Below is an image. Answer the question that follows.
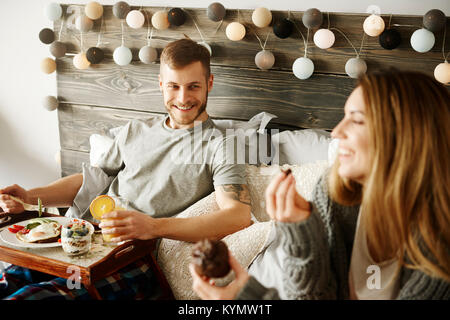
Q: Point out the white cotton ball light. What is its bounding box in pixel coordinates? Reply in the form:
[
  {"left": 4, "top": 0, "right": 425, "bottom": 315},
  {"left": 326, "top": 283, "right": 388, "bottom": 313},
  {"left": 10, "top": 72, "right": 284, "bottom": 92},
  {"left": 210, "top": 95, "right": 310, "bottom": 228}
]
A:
[
  {"left": 73, "top": 53, "right": 91, "bottom": 70},
  {"left": 75, "top": 14, "right": 94, "bottom": 33},
  {"left": 313, "top": 29, "right": 335, "bottom": 49},
  {"left": 434, "top": 61, "right": 450, "bottom": 84},
  {"left": 292, "top": 57, "right": 314, "bottom": 80},
  {"left": 226, "top": 22, "right": 246, "bottom": 41},
  {"left": 255, "top": 50, "right": 275, "bottom": 70},
  {"left": 126, "top": 10, "right": 145, "bottom": 29},
  {"left": 198, "top": 41, "right": 212, "bottom": 56},
  {"left": 139, "top": 45, "right": 158, "bottom": 64},
  {"left": 42, "top": 96, "right": 59, "bottom": 111},
  {"left": 44, "top": 3, "right": 62, "bottom": 21},
  {"left": 152, "top": 10, "right": 170, "bottom": 30},
  {"left": 113, "top": 46, "right": 132, "bottom": 66},
  {"left": 345, "top": 57, "right": 367, "bottom": 78},
  {"left": 410, "top": 28, "right": 435, "bottom": 53},
  {"left": 252, "top": 7, "right": 272, "bottom": 28},
  {"left": 363, "top": 14, "right": 385, "bottom": 37}
]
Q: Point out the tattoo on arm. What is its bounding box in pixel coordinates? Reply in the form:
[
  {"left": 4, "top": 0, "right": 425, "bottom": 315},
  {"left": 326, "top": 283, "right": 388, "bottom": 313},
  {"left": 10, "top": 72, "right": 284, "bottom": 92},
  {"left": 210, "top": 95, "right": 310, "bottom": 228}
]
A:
[{"left": 220, "top": 184, "right": 251, "bottom": 206}]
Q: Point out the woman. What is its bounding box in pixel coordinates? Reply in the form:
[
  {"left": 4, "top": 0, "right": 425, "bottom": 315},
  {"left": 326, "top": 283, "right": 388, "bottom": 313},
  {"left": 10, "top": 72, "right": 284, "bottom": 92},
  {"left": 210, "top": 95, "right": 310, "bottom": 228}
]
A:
[{"left": 190, "top": 71, "right": 450, "bottom": 300}]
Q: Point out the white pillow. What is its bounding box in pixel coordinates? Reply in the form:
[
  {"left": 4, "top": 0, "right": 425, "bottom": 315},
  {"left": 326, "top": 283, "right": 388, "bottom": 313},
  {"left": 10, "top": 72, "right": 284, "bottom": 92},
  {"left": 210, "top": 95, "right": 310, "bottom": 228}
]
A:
[
  {"left": 157, "top": 192, "right": 272, "bottom": 300},
  {"left": 271, "top": 129, "right": 331, "bottom": 165},
  {"left": 245, "top": 161, "right": 329, "bottom": 222}
]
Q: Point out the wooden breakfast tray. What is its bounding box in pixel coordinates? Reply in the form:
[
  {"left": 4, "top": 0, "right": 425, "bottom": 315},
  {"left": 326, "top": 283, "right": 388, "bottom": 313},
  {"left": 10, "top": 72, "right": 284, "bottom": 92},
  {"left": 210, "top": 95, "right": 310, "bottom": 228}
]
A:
[{"left": 0, "top": 211, "right": 164, "bottom": 299}]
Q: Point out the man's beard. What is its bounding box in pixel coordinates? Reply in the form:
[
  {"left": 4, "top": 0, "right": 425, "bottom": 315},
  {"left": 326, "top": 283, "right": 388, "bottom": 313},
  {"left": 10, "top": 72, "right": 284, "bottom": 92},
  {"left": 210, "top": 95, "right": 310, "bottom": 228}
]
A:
[{"left": 166, "top": 93, "right": 208, "bottom": 126}]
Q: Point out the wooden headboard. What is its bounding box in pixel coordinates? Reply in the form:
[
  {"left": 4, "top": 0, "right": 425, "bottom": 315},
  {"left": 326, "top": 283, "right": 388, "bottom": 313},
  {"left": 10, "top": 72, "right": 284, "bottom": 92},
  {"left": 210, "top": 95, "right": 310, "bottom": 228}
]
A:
[{"left": 54, "top": 5, "right": 449, "bottom": 177}]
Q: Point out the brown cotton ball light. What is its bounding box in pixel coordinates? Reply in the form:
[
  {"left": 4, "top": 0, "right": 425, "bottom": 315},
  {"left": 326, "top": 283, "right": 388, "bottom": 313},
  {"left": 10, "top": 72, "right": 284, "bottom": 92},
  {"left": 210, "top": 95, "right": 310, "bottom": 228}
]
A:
[
  {"left": 49, "top": 41, "right": 67, "bottom": 58},
  {"left": 39, "top": 28, "right": 55, "bottom": 44},
  {"left": 41, "top": 57, "right": 56, "bottom": 74}
]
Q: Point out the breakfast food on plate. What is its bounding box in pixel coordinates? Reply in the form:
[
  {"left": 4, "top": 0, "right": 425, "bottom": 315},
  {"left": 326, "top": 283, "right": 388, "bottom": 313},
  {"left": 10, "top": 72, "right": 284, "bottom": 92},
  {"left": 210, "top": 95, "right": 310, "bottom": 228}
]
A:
[
  {"left": 61, "top": 219, "right": 94, "bottom": 256},
  {"left": 89, "top": 195, "right": 116, "bottom": 219},
  {"left": 14, "top": 218, "right": 61, "bottom": 243},
  {"left": 191, "top": 239, "right": 231, "bottom": 278}
]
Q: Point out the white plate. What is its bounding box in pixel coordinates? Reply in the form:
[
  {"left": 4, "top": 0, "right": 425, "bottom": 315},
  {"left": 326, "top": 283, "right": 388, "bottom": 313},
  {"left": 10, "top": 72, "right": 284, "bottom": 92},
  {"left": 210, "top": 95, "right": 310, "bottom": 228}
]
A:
[{"left": 0, "top": 216, "right": 71, "bottom": 248}]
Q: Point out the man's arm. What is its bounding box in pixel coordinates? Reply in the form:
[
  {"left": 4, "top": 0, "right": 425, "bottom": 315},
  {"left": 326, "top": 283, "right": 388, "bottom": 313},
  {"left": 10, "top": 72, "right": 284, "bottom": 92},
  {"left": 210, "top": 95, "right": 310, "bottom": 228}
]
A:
[
  {"left": 0, "top": 173, "right": 83, "bottom": 213},
  {"left": 100, "top": 184, "right": 252, "bottom": 243}
]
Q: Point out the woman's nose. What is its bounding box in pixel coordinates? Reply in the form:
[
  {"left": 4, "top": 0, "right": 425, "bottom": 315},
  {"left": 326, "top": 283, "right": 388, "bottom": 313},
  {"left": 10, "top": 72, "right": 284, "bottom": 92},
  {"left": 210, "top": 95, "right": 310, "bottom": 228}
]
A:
[{"left": 331, "top": 119, "right": 346, "bottom": 139}]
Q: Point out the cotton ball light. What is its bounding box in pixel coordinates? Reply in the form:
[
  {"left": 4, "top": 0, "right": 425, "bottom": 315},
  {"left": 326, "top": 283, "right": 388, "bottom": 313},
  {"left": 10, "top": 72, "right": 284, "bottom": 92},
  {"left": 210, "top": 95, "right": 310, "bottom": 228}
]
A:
[
  {"left": 292, "top": 57, "right": 314, "bottom": 80},
  {"left": 49, "top": 41, "right": 67, "bottom": 58},
  {"left": 168, "top": 8, "right": 186, "bottom": 26},
  {"left": 410, "top": 28, "right": 435, "bottom": 53},
  {"left": 152, "top": 10, "right": 170, "bottom": 30},
  {"left": 226, "top": 22, "right": 246, "bottom": 41},
  {"left": 126, "top": 10, "right": 145, "bottom": 29},
  {"left": 41, "top": 57, "right": 56, "bottom": 74},
  {"left": 423, "top": 9, "right": 446, "bottom": 33},
  {"left": 207, "top": 2, "right": 226, "bottom": 22},
  {"left": 139, "top": 45, "right": 158, "bottom": 64},
  {"left": 44, "top": 3, "right": 62, "bottom": 21},
  {"left": 273, "top": 18, "right": 293, "bottom": 39},
  {"left": 313, "top": 28, "right": 335, "bottom": 49},
  {"left": 113, "top": 46, "right": 132, "bottom": 66},
  {"left": 363, "top": 14, "right": 385, "bottom": 37},
  {"left": 255, "top": 50, "right": 275, "bottom": 70},
  {"left": 39, "top": 28, "right": 55, "bottom": 44},
  {"left": 85, "top": 1, "right": 103, "bottom": 20},
  {"left": 198, "top": 42, "right": 212, "bottom": 56},
  {"left": 252, "top": 7, "right": 272, "bottom": 28},
  {"left": 73, "top": 53, "right": 91, "bottom": 70},
  {"left": 76, "top": 14, "right": 94, "bottom": 33},
  {"left": 345, "top": 57, "right": 367, "bottom": 78},
  {"left": 86, "top": 47, "right": 104, "bottom": 64},
  {"left": 379, "top": 29, "right": 401, "bottom": 50},
  {"left": 434, "top": 61, "right": 450, "bottom": 84},
  {"left": 302, "top": 8, "right": 323, "bottom": 29},
  {"left": 113, "top": 1, "right": 130, "bottom": 19},
  {"left": 42, "top": 96, "right": 59, "bottom": 111}
]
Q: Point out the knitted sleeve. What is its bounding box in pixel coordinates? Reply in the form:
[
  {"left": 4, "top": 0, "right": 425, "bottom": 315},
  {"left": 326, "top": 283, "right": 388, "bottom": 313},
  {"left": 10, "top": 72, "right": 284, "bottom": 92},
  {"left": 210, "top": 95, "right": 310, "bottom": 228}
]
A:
[{"left": 397, "top": 267, "right": 450, "bottom": 299}]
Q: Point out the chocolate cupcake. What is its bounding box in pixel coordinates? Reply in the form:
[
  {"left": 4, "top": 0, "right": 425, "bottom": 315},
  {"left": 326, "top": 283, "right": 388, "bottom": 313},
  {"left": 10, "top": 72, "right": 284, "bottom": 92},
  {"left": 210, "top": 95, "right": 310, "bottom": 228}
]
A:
[{"left": 191, "top": 239, "right": 231, "bottom": 278}]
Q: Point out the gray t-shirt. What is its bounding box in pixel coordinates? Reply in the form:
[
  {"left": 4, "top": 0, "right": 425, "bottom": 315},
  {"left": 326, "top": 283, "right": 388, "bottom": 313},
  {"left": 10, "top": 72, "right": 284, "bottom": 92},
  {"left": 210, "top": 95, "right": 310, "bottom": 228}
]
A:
[{"left": 97, "top": 115, "right": 246, "bottom": 218}]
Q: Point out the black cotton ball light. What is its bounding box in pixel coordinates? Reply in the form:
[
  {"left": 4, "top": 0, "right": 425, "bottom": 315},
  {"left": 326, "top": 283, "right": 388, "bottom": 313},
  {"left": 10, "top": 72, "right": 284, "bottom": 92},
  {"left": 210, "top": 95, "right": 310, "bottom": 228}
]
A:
[
  {"left": 273, "top": 18, "right": 293, "bottom": 39},
  {"left": 86, "top": 47, "right": 104, "bottom": 64},
  {"left": 39, "top": 28, "right": 55, "bottom": 44},
  {"left": 379, "top": 29, "right": 401, "bottom": 50},
  {"left": 207, "top": 2, "right": 226, "bottom": 22},
  {"left": 168, "top": 8, "right": 186, "bottom": 26}
]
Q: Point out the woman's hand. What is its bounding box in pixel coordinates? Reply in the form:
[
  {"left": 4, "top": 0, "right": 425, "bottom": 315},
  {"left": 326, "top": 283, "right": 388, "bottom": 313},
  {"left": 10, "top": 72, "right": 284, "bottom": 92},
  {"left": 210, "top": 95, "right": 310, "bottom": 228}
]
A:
[
  {"left": 99, "top": 210, "right": 159, "bottom": 242},
  {"left": 265, "top": 171, "right": 311, "bottom": 223},
  {"left": 190, "top": 251, "right": 250, "bottom": 300},
  {"left": 0, "top": 184, "right": 29, "bottom": 214}
]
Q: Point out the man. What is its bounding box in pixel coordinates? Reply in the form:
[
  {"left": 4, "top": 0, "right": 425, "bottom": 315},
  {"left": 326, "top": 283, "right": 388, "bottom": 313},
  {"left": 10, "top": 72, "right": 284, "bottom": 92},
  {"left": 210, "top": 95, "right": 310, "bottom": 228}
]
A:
[{"left": 0, "top": 39, "right": 251, "bottom": 300}]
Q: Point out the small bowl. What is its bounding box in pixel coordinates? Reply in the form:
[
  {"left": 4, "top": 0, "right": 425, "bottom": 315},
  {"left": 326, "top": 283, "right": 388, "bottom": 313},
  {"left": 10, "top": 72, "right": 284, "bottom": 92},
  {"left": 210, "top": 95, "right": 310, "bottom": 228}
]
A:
[{"left": 61, "top": 219, "right": 94, "bottom": 256}]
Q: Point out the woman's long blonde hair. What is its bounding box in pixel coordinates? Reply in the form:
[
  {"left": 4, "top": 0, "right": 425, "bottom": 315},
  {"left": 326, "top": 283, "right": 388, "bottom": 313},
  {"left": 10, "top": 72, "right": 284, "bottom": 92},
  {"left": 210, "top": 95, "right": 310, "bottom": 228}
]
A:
[{"left": 329, "top": 71, "right": 450, "bottom": 282}]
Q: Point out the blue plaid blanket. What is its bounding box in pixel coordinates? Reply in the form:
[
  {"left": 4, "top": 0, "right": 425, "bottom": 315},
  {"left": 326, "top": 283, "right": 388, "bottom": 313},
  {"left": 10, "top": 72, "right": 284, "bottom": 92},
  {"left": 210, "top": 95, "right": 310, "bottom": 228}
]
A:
[{"left": 0, "top": 257, "right": 169, "bottom": 300}]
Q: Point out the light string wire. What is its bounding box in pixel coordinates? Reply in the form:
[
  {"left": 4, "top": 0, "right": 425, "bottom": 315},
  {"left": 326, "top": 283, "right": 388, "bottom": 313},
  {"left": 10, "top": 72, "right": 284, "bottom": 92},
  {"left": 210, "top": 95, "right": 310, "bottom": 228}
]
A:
[
  {"left": 58, "top": 11, "right": 65, "bottom": 41},
  {"left": 251, "top": 27, "right": 271, "bottom": 50},
  {"left": 142, "top": 9, "right": 154, "bottom": 46},
  {"left": 121, "top": 20, "right": 125, "bottom": 46},
  {"left": 80, "top": 31, "right": 84, "bottom": 52},
  {"left": 329, "top": 27, "right": 361, "bottom": 57},
  {"left": 184, "top": 9, "right": 206, "bottom": 42},
  {"left": 95, "top": 15, "right": 104, "bottom": 47},
  {"left": 292, "top": 21, "right": 308, "bottom": 57},
  {"left": 442, "top": 23, "right": 449, "bottom": 61}
]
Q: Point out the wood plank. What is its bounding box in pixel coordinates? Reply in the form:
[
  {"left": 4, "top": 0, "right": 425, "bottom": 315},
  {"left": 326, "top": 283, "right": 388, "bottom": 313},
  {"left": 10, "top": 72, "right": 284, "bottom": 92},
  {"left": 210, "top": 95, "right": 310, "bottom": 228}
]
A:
[
  {"left": 60, "top": 148, "right": 90, "bottom": 176},
  {"left": 53, "top": 6, "right": 449, "bottom": 75},
  {"left": 57, "top": 62, "right": 354, "bottom": 127}
]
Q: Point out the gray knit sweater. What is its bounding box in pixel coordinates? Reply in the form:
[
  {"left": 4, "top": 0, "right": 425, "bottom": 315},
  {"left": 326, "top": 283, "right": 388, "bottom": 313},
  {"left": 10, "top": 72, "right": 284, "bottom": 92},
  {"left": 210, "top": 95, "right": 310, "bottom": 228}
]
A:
[{"left": 237, "top": 174, "right": 450, "bottom": 300}]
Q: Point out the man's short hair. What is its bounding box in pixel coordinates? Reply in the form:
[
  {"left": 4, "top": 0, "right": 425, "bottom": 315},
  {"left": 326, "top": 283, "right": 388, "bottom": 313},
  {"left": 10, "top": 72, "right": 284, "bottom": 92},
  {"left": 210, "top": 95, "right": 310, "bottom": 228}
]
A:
[{"left": 160, "top": 38, "right": 211, "bottom": 79}]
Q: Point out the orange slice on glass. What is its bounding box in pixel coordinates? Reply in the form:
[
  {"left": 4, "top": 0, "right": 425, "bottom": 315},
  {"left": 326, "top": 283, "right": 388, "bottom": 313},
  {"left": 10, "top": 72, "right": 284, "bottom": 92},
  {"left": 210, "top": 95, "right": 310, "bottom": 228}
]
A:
[{"left": 89, "top": 195, "right": 115, "bottom": 220}]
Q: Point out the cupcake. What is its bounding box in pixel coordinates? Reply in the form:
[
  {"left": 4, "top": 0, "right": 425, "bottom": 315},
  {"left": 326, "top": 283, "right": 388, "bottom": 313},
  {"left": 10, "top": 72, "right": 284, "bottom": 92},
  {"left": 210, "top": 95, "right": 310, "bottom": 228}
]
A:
[{"left": 191, "top": 239, "right": 231, "bottom": 278}]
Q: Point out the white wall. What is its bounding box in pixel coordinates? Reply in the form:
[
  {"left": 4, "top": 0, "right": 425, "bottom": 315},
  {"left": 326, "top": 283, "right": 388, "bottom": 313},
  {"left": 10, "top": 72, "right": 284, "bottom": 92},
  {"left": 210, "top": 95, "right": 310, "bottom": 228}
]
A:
[{"left": 0, "top": 0, "right": 449, "bottom": 189}]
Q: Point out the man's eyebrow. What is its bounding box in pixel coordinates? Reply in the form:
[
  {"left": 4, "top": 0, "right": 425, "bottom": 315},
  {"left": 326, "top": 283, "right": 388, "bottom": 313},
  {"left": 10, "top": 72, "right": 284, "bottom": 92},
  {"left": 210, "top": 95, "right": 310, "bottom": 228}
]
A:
[{"left": 166, "top": 81, "right": 202, "bottom": 85}]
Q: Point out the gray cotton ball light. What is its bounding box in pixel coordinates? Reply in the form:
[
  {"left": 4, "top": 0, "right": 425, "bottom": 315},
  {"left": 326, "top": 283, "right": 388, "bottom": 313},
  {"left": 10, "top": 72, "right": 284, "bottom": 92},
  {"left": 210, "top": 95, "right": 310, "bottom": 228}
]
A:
[
  {"left": 302, "top": 8, "right": 323, "bottom": 29},
  {"left": 345, "top": 57, "right": 367, "bottom": 78},
  {"left": 207, "top": 2, "right": 226, "bottom": 22},
  {"left": 139, "top": 45, "right": 158, "bottom": 64},
  {"left": 113, "top": 1, "right": 131, "bottom": 19},
  {"left": 49, "top": 41, "right": 66, "bottom": 58},
  {"left": 42, "top": 96, "right": 59, "bottom": 111}
]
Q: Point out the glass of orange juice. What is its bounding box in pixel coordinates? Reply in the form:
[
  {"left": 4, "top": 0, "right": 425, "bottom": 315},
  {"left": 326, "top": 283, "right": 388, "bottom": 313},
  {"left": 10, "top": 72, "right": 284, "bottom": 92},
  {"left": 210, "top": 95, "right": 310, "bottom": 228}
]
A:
[{"left": 89, "top": 195, "right": 129, "bottom": 244}]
